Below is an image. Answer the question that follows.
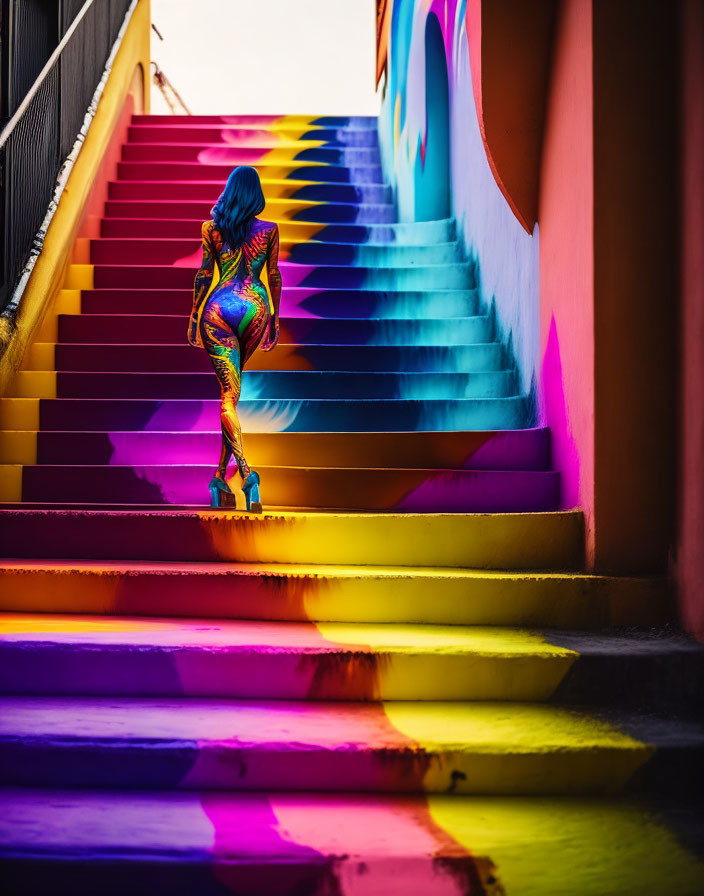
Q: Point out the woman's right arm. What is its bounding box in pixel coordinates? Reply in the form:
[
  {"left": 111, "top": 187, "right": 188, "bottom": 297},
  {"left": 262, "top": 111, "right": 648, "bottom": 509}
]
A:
[{"left": 187, "top": 221, "right": 216, "bottom": 347}]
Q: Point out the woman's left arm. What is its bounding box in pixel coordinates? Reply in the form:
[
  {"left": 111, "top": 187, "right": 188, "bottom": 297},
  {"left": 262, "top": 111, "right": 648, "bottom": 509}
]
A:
[
  {"left": 261, "top": 223, "right": 282, "bottom": 352},
  {"left": 187, "top": 221, "right": 216, "bottom": 347}
]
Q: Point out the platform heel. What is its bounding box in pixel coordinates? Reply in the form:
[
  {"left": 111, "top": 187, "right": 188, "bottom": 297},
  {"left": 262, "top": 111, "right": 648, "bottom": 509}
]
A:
[
  {"left": 208, "top": 476, "right": 236, "bottom": 508},
  {"left": 242, "top": 471, "right": 262, "bottom": 514}
]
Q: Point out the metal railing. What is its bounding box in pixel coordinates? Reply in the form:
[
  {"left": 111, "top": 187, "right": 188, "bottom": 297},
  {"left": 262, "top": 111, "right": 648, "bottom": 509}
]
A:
[{"left": 0, "top": 0, "right": 135, "bottom": 313}]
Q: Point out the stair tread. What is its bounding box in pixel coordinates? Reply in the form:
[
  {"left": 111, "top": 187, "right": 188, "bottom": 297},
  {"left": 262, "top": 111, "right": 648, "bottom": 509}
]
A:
[
  {"left": 2, "top": 787, "right": 702, "bottom": 896},
  {"left": 2, "top": 613, "right": 699, "bottom": 657}
]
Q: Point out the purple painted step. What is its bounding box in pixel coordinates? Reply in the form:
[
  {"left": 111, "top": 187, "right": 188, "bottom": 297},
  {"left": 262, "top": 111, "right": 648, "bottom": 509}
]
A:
[
  {"left": 0, "top": 788, "right": 493, "bottom": 896},
  {"left": 34, "top": 429, "right": 551, "bottom": 470},
  {"left": 20, "top": 464, "right": 559, "bottom": 511}
]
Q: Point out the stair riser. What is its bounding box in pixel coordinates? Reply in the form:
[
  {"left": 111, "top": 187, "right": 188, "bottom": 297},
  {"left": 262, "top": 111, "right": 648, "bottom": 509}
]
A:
[
  {"left": 2, "top": 643, "right": 698, "bottom": 711},
  {"left": 29, "top": 397, "right": 528, "bottom": 433},
  {"left": 105, "top": 200, "right": 397, "bottom": 224},
  {"left": 131, "top": 114, "right": 379, "bottom": 127},
  {"left": 89, "top": 263, "right": 474, "bottom": 290},
  {"left": 89, "top": 240, "right": 463, "bottom": 267},
  {"left": 40, "top": 342, "right": 502, "bottom": 373},
  {"left": 0, "top": 510, "right": 583, "bottom": 567},
  {"left": 101, "top": 215, "right": 455, "bottom": 244},
  {"left": 46, "top": 371, "right": 517, "bottom": 401},
  {"left": 77, "top": 288, "right": 481, "bottom": 321},
  {"left": 58, "top": 316, "right": 492, "bottom": 346},
  {"left": 30, "top": 429, "right": 549, "bottom": 471},
  {"left": 116, "top": 163, "right": 384, "bottom": 184},
  {"left": 0, "top": 739, "right": 652, "bottom": 794},
  {"left": 0, "top": 567, "right": 669, "bottom": 627},
  {"left": 107, "top": 181, "right": 391, "bottom": 204},
  {"left": 121, "top": 144, "right": 382, "bottom": 165},
  {"left": 0, "top": 644, "right": 572, "bottom": 701},
  {"left": 19, "top": 466, "right": 559, "bottom": 512},
  {"left": 127, "top": 124, "right": 381, "bottom": 144}
]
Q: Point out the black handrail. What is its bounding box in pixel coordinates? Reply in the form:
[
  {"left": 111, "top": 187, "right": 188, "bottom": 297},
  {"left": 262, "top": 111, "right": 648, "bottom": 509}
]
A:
[{"left": 0, "top": 0, "right": 134, "bottom": 313}]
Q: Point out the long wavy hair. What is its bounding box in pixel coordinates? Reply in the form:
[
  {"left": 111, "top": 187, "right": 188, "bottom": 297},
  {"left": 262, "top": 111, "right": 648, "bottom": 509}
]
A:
[{"left": 211, "top": 165, "right": 266, "bottom": 249}]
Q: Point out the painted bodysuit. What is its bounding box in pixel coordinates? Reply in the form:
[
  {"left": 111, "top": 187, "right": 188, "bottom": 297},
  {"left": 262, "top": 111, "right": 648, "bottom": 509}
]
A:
[{"left": 188, "top": 218, "right": 282, "bottom": 480}]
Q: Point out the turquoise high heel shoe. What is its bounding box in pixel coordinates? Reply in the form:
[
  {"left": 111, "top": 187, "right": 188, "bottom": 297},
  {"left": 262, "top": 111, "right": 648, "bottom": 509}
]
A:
[
  {"left": 208, "top": 476, "right": 236, "bottom": 508},
  {"left": 241, "top": 471, "right": 262, "bottom": 514}
]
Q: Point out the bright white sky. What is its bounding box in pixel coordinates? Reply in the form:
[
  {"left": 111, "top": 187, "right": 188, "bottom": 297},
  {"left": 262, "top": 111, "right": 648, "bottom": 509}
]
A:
[{"left": 149, "top": 0, "right": 381, "bottom": 116}]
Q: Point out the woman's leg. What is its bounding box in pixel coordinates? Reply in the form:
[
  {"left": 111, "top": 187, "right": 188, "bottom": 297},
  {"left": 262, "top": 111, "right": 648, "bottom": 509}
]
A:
[{"left": 206, "top": 340, "right": 251, "bottom": 481}]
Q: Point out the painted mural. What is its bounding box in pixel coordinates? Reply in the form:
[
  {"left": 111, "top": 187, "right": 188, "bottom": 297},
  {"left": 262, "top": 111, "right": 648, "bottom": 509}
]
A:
[{"left": 378, "top": 0, "right": 540, "bottom": 408}]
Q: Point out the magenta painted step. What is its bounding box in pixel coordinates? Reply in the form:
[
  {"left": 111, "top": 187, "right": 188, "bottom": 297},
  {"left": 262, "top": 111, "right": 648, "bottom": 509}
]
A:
[
  {"left": 77, "top": 287, "right": 481, "bottom": 319},
  {"left": 127, "top": 123, "right": 381, "bottom": 142},
  {"left": 57, "top": 314, "right": 493, "bottom": 346},
  {"left": 50, "top": 370, "right": 516, "bottom": 401},
  {"left": 131, "top": 113, "right": 379, "bottom": 126},
  {"left": 116, "top": 161, "right": 384, "bottom": 184},
  {"left": 106, "top": 180, "right": 392, "bottom": 203},
  {"left": 33, "top": 429, "right": 551, "bottom": 470},
  {"left": 104, "top": 198, "right": 397, "bottom": 222},
  {"left": 87, "top": 263, "right": 474, "bottom": 291},
  {"left": 0, "top": 616, "right": 556, "bottom": 701},
  {"left": 121, "top": 143, "right": 381, "bottom": 164},
  {"left": 0, "top": 788, "right": 491, "bottom": 896},
  {"left": 20, "top": 464, "right": 559, "bottom": 511},
  {"left": 49, "top": 342, "right": 500, "bottom": 373}
]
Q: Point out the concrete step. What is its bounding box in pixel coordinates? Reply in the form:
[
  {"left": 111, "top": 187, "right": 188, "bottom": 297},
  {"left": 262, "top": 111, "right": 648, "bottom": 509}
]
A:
[
  {"left": 0, "top": 560, "right": 670, "bottom": 628},
  {"left": 101, "top": 213, "right": 456, "bottom": 244},
  {"left": 12, "top": 464, "right": 558, "bottom": 512},
  {"left": 22, "top": 341, "right": 502, "bottom": 373},
  {"left": 0, "top": 508, "right": 584, "bottom": 567},
  {"left": 89, "top": 238, "right": 464, "bottom": 267},
  {"left": 127, "top": 123, "right": 381, "bottom": 144},
  {"left": 0, "top": 395, "right": 528, "bottom": 432},
  {"left": 0, "top": 428, "right": 550, "bottom": 470},
  {"left": 131, "top": 114, "right": 379, "bottom": 128},
  {"left": 121, "top": 142, "right": 382, "bottom": 165},
  {"left": 2, "top": 788, "right": 702, "bottom": 896},
  {"left": 106, "top": 179, "right": 392, "bottom": 204},
  {"left": 2, "top": 614, "right": 701, "bottom": 707},
  {"left": 106, "top": 197, "right": 396, "bottom": 223},
  {"left": 116, "top": 161, "right": 385, "bottom": 184},
  {"left": 87, "top": 262, "right": 476, "bottom": 290},
  {"left": 72, "top": 287, "right": 481, "bottom": 319},
  {"left": 54, "top": 314, "right": 492, "bottom": 345},
  {"left": 10, "top": 370, "right": 518, "bottom": 401},
  {"left": 1, "top": 695, "right": 700, "bottom": 793}
]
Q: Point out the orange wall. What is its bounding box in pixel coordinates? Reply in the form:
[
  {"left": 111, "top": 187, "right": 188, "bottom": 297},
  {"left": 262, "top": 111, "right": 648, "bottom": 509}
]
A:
[
  {"left": 677, "top": 0, "right": 704, "bottom": 639},
  {"left": 538, "top": 0, "right": 595, "bottom": 556}
]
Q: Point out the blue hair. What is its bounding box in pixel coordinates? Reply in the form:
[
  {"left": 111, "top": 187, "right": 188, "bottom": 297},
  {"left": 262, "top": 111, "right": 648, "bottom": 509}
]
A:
[{"left": 211, "top": 165, "right": 266, "bottom": 249}]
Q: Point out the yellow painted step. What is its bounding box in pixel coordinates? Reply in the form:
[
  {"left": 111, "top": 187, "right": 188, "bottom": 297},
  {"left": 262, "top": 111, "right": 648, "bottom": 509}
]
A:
[
  {"left": 0, "top": 612, "right": 580, "bottom": 701},
  {"left": 0, "top": 560, "right": 669, "bottom": 627},
  {"left": 428, "top": 794, "right": 704, "bottom": 896},
  {"left": 0, "top": 508, "right": 584, "bottom": 568}
]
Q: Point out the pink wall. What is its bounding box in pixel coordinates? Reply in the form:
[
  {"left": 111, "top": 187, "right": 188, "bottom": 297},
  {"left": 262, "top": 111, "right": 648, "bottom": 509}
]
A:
[
  {"left": 677, "top": 0, "right": 704, "bottom": 640},
  {"left": 537, "top": 0, "right": 595, "bottom": 556}
]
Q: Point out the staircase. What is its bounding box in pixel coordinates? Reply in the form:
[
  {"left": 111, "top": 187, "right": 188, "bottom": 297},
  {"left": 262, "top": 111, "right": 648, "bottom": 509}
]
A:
[{"left": 1, "top": 114, "right": 703, "bottom": 895}]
